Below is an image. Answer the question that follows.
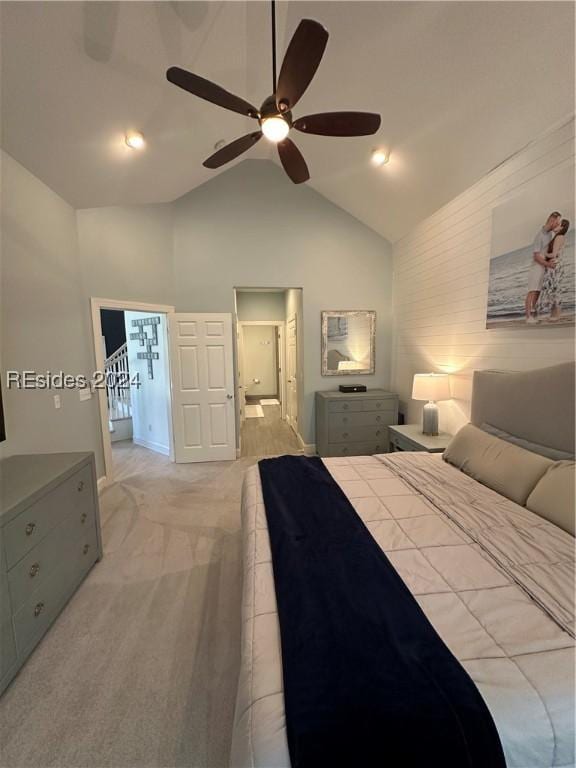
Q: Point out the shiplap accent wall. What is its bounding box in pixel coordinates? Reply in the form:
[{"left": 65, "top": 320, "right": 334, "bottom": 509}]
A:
[{"left": 391, "top": 118, "right": 575, "bottom": 435}]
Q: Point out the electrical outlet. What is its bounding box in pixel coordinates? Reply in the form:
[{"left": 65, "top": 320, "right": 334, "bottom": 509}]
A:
[{"left": 53, "top": 395, "right": 61, "bottom": 409}]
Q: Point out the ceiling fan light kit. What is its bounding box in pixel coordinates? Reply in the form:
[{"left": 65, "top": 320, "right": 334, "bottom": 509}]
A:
[{"left": 166, "top": 0, "right": 381, "bottom": 184}]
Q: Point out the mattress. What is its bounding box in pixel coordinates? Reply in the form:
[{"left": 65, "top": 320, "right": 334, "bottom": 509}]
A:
[{"left": 230, "top": 453, "right": 575, "bottom": 768}]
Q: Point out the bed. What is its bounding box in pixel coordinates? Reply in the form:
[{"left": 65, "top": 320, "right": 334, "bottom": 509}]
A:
[{"left": 230, "top": 363, "right": 575, "bottom": 768}]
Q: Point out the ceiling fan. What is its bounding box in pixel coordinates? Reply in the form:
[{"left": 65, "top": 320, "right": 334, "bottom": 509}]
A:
[{"left": 166, "top": 0, "right": 381, "bottom": 184}]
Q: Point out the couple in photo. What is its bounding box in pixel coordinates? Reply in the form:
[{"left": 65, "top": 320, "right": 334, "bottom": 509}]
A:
[{"left": 525, "top": 211, "right": 570, "bottom": 324}]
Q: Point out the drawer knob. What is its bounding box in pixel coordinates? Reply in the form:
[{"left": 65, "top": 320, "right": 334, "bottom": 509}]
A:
[
  {"left": 342, "top": 432, "right": 349, "bottom": 438},
  {"left": 375, "top": 445, "right": 380, "bottom": 451},
  {"left": 34, "top": 602, "right": 44, "bottom": 618},
  {"left": 29, "top": 562, "right": 40, "bottom": 578},
  {"left": 375, "top": 402, "right": 381, "bottom": 408},
  {"left": 342, "top": 447, "right": 349, "bottom": 454},
  {"left": 376, "top": 416, "right": 381, "bottom": 422},
  {"left": 25, "top": 522, "right": 36, "bottom": 537},
  {"left": 376, "top": 430, "right": 381, "bottom": 436},
  {"left": 77, "top": 480, "right": 85, "bottom": 492},
  {"left": 343, "top": 417, "right": 348, "bottom": 423},
  {"left": 83, "top": 543, "right": 90, "bottom": 555},
  {"left": 80, "top": 512, "right": 88, "bottom": 524},
  {"left": 343, "top": 404, "right": 349, "bottom": 410}
]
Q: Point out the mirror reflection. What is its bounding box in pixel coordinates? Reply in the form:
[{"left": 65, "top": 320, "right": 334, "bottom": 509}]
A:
[{"left": 321, "top": 311, "right": 376, "bottom": 375}]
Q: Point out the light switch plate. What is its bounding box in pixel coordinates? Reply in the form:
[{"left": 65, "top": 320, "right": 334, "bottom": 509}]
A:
[{"left": 53, "top": 395, "right": 61, "bottom": 409}]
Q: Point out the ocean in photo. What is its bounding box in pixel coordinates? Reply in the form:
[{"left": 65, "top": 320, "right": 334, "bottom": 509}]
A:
[{"left": 487, "top": 228, "right": 575, "bottom": 325}]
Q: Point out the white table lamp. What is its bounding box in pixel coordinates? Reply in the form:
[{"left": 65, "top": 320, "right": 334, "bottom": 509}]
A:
[{"left": 412, "top": 373, "right": 451, "bottom": 436}]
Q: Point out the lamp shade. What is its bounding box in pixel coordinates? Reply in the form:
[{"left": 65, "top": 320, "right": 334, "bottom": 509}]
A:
[{"left": 412, "top": 373, "right": 451, "bottom": 402}]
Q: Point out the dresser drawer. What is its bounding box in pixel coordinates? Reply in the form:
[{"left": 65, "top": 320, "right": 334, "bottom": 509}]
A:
[
  {"left": 327, "top": 400, "right": 364, "bottom": 413},
  {"left": 326, "top": 439, "right": 388, "bottom": 457},
  {"left": 329, "top": 411, "right": 395, "bottom": 428},
  {"left": 4, "top": 465, "right": 93, "bottom": 569},
  {"left": 362, "top": 399, "right": 395, "bottom": 413},
  {"left": 328, "top": 424, "right": 390, "bottom": 444},
  {"left": 13, "top": 526, "right": 98, "bottom": 656},
  {"left": 8, "top": 504, "right": 96, "bottom": 613}
]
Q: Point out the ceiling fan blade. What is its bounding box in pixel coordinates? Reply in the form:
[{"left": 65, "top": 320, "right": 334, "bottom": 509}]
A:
[
  {"left": 276, "top": 20, "right": 328, "bottom": 112},
  {"left": 203, "top": 132, "right": 262, "bottom": 169},
  {"left": 166, "top": 67, "right": 259, "bottom": 118},
  {"left": 277, "top": 138, "right": 309, "bottom": 184},
  {"left": 294, "top": 112, "right": 381, "bottom": 137}
]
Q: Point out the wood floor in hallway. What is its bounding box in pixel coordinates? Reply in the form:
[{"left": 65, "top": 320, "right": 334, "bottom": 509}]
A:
[{"left": 240, "top": 403, "right": 301, "bottom": 457}]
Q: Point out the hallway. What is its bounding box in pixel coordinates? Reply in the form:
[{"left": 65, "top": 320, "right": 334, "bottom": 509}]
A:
[{"left": 240, "top": 404, "right": 301, "bottom": 457}]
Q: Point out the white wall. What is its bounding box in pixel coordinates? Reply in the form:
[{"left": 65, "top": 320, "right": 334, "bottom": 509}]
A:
[
  {"left": 124, "top": 311, "right": 171, "bottom": 455},
  {"left": 391, "top": 119, "right": 575, "bottom": 435},
  {"left": 76, "top": 161, "right": 393, "bottom": 446},
  {"left": 77, "top": 204, "right": 173, "bottom": 306},
  {"left": 0, "top": 151, "right": 103, "bottom": 472},
  {"left": 236, "top": 291, "right": 286, "bottom": 321},
  {"left": 243, "top": 325, "right": 277, "bottom": 397},
  {"left": 173, "top": 161, "right": 394, "bottom": 444}
]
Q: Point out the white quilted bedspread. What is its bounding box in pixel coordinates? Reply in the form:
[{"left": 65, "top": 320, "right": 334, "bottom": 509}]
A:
[{"left": 230, "top": 454, "right": 575, "bottom": 768}]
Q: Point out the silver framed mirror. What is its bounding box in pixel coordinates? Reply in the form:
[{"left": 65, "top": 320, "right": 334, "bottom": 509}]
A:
[{"left": 321, "top": 310, "right": 376, "bottom": 376}]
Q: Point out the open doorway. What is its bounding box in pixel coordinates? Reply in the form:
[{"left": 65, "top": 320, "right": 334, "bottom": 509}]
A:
[
  {"left": 234, "top": 288, "right": 303, "bottom": 457},
  {"left": 91, "top": 298, "right": 175, "bottom": 484}
]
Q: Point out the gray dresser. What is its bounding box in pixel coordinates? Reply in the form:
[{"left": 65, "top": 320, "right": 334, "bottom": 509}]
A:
[
  {"left": 315, "top": 389, "right": 399, "bottom": 457},
  {"left": 0, "top": 453, "right": 102, "bottom": 695}
]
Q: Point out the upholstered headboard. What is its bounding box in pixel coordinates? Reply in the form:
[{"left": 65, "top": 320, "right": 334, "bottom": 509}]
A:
[{"left": 470, "top": 363, "right": 575, "bottom": 457}]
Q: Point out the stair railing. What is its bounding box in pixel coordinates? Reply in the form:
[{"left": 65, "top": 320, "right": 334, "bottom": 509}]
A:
[{"left": 104, "top": 343, "right": 131, "bottom": 420}]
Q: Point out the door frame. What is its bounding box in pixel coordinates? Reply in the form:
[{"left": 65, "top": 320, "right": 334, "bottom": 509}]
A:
[
  {"left": 90, "top": 297, "right": 175, "bottom": 488},
  {"left": 286, "top": 313, "right": 298, "bottom": 435},
  {"left": 235, "top": 320, "right": 287, "bottom": 426}
]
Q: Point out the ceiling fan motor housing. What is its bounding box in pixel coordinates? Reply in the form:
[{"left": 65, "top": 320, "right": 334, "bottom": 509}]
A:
[{"left": 260, "top": 94, "right": 292, "bottom": 126}]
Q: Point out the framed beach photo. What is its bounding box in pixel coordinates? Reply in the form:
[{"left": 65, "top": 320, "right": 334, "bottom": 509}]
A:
[{"left": 486, "top": 164, "right": 574, "bottom": 329}]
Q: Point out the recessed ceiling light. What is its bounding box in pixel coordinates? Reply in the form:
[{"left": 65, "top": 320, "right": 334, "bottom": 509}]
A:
[
  {"left": 125, "top": 131, "right": 145, "bottom": 150},
  {"left": 370, "top": 148, "right": 389, "bottom": 167}
]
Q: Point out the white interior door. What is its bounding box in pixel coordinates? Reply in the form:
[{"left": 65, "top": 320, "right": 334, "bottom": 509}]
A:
[
  {"left": 169, "top": 313, "right": 236, "bottom": 462},
  {"left": 286, "top": 314, "right": 298, "bottom": 434}
]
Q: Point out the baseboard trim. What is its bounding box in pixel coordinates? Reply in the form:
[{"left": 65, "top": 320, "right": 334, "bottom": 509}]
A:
[
  {"left": 297, "top": 433, "right": 316, "bottom": 455},
  {"left": 97, "top": 476, "right": 108, "bottom": 493},
  {"left": 133, "top": 437, "right": 170, "bottom": 456}
]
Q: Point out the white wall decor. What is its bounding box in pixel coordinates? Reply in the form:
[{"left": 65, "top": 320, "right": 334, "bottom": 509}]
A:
[{"left": 124, "top": 311, "right": 171, "bottom": 455}]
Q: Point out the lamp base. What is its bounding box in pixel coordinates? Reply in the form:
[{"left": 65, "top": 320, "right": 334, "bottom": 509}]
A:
[{"left": 422, "top": 401, "right": 439, "bottom": 436}]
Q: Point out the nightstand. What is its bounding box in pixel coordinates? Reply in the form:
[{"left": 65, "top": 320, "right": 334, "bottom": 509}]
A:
[{"left": 389, "top": 424, "right": 452, "bottom": 454}]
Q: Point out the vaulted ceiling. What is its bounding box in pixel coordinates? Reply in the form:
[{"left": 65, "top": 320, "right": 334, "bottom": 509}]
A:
[{"left": 1, "top": 1, "right": 574, "bottom": 242}]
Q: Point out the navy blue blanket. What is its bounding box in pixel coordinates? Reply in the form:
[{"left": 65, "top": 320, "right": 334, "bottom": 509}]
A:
[{"left": 259, "top": 455, "right": 506, "bottom": 768}]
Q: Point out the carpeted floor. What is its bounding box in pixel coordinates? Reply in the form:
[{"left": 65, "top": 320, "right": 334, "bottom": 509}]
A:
[{"left": 0, "top": 443, "right": 257, "bottom": 768}]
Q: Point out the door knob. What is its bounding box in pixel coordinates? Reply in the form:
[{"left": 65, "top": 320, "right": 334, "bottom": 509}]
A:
[{"left": 227, "top": 394, "right": 233, "bottom": 399}]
